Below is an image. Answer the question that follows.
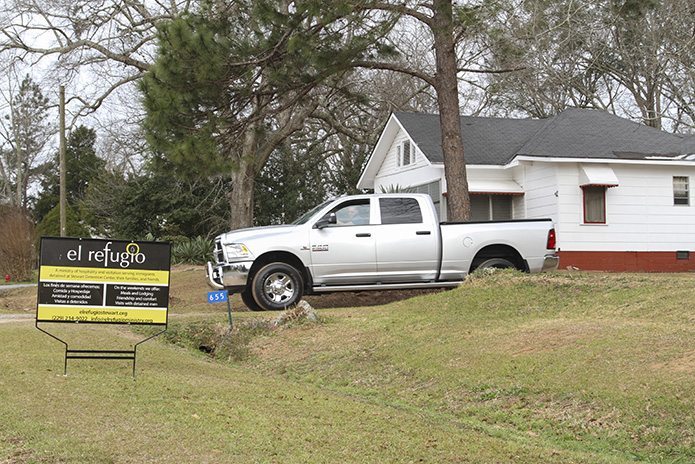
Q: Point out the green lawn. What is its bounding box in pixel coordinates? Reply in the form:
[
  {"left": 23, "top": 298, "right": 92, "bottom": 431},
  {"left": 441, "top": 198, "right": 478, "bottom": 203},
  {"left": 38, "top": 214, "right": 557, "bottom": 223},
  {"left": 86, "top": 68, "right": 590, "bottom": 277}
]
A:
[{"left": 0, "top": 269, "right": 693, "bottom": 463}]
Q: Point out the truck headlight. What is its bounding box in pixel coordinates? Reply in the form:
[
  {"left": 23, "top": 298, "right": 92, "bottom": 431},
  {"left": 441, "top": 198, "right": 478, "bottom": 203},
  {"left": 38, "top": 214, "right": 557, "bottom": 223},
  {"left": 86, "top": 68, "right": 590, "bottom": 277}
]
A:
[{"left": 224, "top": 243, "right": 253, "bottom": 260}]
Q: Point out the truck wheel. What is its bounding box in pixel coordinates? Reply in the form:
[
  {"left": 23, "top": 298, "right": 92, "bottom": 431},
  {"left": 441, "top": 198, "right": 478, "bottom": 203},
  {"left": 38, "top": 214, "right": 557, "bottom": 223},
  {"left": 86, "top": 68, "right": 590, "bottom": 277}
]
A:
[
  {"left": 251, "top": 263, "right": 304, "bottom": 311},
  {"left": 240, "top": 288, "right": 263, "bottom": 311},
  {"left": 473, "top": 258, "right": 516, "bottom": 272}
]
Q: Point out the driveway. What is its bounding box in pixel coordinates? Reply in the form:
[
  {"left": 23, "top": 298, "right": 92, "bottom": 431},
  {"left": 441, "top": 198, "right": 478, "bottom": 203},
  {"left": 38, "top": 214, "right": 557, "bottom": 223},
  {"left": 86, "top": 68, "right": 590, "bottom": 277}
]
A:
[
  {"left": 0, "top": 283, "right": 36, "bottom": 292},
  {"left": 0, "top": 313, "right": 33, "bottom": 323}
]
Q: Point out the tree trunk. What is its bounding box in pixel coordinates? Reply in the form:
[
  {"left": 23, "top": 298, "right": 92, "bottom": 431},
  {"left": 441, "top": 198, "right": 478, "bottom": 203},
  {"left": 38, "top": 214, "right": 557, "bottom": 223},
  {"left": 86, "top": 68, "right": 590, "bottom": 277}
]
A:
[
  {"left": 228, "top": 158, "right": 256, "bottom": 230},
  {"left": 432, "top": 0, "right": 470, "bottom": 221}
]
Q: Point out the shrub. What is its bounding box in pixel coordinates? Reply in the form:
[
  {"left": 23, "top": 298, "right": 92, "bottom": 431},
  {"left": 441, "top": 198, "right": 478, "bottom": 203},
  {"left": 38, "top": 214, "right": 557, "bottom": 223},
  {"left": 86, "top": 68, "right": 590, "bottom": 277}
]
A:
[
  {"left": 171, "top": 236, "right": 213, "bottom": 264},
  {"left": 0, "top": 206, "right": 36, "bottom": 281},
  {"left": 35, "top": 204, "right": 90, "bottom": 239},
  {"left": 152, "top": 302, "right": 321, "bottom": 361}
]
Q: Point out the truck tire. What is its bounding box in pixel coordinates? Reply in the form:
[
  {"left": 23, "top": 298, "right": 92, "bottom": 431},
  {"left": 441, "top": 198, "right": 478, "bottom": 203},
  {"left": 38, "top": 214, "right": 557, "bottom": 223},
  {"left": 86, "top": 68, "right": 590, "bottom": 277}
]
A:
[
  {"left": 240, "top": 288, "right": 263, "bottom": 311},
  {"left": 473, "top": 258, "right": 516, "bottom": 272},
  {"left": 251, "top": 262, "right": 304, "bottom": 311}
]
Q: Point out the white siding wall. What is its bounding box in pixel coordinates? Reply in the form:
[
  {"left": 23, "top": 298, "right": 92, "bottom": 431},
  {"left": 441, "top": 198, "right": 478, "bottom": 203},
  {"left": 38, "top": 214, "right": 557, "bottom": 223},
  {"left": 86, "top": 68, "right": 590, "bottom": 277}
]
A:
[
  {"left": 557, "top": 163, "right": 695, "bottom": 251},
  {"left": 516, "top": 162, "right": 559, "bottom": 222},
  {"left": 510, "top": 166, "right": 526, "bottom": 219},
  {"left": 375, "top": 130, "right": 430, "bottom": 179},
  {"left": 374, "top": 164, "right": 444, "bottom": 195}
]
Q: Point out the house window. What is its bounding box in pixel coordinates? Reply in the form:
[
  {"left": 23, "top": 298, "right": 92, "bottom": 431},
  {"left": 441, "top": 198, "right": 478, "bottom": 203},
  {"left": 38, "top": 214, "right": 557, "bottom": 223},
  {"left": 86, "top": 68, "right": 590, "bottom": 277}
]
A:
[
  {"left": 470, "top": 195, "right": 512, "bottom": 221},
  {"left": 583, "top": 186, "right": 606, "bottom": 223},
  {"left": 403, "top": 140, "right": 412, "bottom": 166},
  {"left": 411, "top": 181, "right": 441, "bottom": 219},
  {"left": 674, "top": 176, "right": 689, "bottom": 205},
  {"left": 396, "top": 140, "right": 414, "bottom": 167}
]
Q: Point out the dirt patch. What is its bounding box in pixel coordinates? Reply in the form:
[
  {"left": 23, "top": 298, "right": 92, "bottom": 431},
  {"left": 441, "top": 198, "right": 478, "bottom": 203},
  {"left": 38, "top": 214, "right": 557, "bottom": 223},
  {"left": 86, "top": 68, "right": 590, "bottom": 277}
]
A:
[
  {"left": 651, "top": 350, "right": 695, "bottom": 374},
  {"left": 303, "top": 288, "right": 446, "bottom": 310},
  {"left": 0, "top": 287, "right": 36, "bottom": 312},
  {"left": 0, "top": 435, "right": 39, "bottom": 464},
  {"left": 500, "top": 320, "right": 606, "bottom": 357},
  {"left": 533, "top": 397, "right": 623, "bottom": 434}
]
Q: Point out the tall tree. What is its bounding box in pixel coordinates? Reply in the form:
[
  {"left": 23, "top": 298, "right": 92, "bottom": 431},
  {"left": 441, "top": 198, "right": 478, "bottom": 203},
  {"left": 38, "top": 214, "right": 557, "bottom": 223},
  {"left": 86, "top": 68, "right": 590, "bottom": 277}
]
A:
[
  {"left": 142, "top": 2, "right": 396, "bottom": 229},
  {"left": 0, "top": 0, "right": 186, "bottom": 122},
  {"left": 485, "top": 0, "right": 695, "bottom": 132},
  {"left": 356, "top": 0, "right": 516, "bottom": 221},
  {"left": 0, "top": 74, "right": 52, "bottom": 208},
  {"left": 81, "top": 156, "right": 232, "bottom": 240},
  {"left": 34, "top": 125, "right": 105, "bottom": 221},
  {"left": 254, "top": 139, "right": 328, "bottom": 226}
]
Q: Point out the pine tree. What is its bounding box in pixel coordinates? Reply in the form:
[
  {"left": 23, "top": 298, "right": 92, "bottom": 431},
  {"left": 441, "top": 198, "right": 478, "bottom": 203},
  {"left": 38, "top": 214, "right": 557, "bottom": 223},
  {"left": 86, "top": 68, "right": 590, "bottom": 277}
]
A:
[
  {"left": 141, "top": 2, "right": 396, "bottom": 228},
  {"left": 0, "top": 75, "right": 52, "bottom": 208},
  {"left": 34, "top": 126, "right": 105, "bottom": 222}
]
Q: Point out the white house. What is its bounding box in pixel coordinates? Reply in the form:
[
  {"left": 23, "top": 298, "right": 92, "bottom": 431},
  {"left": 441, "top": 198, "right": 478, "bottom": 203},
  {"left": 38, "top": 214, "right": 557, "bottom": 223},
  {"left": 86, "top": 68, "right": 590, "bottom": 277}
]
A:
[{"left": 357, "top": 109, "right": 695, "bottom": 271}]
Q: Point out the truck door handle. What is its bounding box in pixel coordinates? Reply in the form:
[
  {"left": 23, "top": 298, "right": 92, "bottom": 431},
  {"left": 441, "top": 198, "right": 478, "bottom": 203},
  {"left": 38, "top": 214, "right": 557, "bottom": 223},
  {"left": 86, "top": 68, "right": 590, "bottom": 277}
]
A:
[
  {"left": 416, "top": 231, "right": 431, "bottom": 235},
  {"left": 356, "top": 233, "right": 371, "bottom": 238}
]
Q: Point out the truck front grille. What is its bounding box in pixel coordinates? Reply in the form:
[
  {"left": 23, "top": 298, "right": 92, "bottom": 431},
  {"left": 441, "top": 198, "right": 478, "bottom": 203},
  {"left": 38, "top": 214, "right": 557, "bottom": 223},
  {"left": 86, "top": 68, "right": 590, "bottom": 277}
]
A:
[{"left": 214, "top": 239, "right": 225, "bottom": 264}]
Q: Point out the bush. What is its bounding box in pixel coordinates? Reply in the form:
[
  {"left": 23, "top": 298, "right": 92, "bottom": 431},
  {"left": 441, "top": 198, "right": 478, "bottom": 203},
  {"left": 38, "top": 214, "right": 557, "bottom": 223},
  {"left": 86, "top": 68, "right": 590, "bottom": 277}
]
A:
[
  {"left": 171, "top": 236, "right": 213, "bottom": 264},
  {"left": 151, "top": 303, "right": 321, "bottom": 362},
  {"left": 0, "top": 206, "right": 36, "bottom": 281},
  {"left": 35, "top": 204, "right": 90, "bottom": 239}
]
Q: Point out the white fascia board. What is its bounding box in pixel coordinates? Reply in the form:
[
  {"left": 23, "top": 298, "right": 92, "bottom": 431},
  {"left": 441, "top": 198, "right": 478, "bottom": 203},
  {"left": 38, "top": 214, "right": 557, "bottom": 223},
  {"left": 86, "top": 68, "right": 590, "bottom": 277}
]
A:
[
  {"left": 357, "top": 114, "right": 399, "bottom": 189},
  {"left": 429, "top": 163, "right": 507, "bottom": 170},
  {"left": 507, "top": 155, "right": 695, "bottom": 168},
  {"left": 467, "top": 164, "right": 508, "bottom": 170},
  {"left": 357, "top": 114, "right": 433, "bottom": 190}
]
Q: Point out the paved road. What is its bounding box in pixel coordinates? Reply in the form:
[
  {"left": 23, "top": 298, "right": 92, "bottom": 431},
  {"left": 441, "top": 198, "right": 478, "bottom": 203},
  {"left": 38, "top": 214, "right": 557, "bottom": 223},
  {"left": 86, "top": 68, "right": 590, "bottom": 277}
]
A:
[{"left": 0, "top": 283, "right": 36, "bottom": 292}]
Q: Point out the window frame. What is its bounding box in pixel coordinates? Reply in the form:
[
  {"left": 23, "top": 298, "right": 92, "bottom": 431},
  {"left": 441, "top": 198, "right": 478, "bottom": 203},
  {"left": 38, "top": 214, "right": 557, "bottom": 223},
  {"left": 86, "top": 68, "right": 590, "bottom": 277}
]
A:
[
  {"left": 396, "top": 140, "right": 415, "bottom": 168},
  {"left": 673, "top": 176, "right": 689, "bottom": 206},
  {"left": 321, "top": 199, "right": 371, "bottom": 227},
  {"left": 402, "top": 140, "right": 412, "bottom": 166},
  {"left": 411, "top": 180, "right": 442, "bottom": 219},
  {"left": 582, "top": 186, "right": 607, "bottom": 224},
  {"left": 469, "top": 194, "right": 514, "bottom": 221}
]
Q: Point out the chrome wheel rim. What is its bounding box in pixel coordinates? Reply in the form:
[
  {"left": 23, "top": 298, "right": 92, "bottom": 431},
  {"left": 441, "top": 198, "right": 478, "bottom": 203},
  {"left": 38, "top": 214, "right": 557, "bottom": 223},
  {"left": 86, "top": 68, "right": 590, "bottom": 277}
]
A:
[{"left": 263, "top": 272, "right": 295, "bottom": 304}]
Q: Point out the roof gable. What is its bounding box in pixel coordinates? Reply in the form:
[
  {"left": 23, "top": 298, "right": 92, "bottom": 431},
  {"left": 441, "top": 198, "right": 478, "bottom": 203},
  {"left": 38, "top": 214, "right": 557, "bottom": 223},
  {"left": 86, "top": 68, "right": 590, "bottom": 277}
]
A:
[{"left": 394, "top": 112, "right": 547, "bottom": 165}]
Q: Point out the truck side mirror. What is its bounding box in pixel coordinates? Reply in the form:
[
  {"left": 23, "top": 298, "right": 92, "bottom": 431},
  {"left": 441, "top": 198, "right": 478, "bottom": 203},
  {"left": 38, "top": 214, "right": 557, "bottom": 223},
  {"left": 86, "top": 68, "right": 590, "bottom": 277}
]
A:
[{"left": 315, "top": 213, "right": 337, "bottom": 229}]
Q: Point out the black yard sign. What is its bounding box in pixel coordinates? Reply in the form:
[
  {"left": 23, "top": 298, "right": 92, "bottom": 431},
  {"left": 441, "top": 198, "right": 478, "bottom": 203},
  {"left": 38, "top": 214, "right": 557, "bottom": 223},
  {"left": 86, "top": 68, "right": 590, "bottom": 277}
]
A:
[
  {"left": 35, "top": 237, "right": 171, "bottom": 376},
  {"left": 37, "top": 237, "right": 171, "bottom": 325}
]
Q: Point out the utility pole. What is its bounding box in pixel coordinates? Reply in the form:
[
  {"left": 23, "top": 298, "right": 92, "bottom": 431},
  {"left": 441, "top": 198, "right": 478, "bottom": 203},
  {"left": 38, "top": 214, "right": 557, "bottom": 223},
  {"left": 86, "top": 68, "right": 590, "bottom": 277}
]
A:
[{"left": 59, "top": 85, "right": 66, "bottom": 237}]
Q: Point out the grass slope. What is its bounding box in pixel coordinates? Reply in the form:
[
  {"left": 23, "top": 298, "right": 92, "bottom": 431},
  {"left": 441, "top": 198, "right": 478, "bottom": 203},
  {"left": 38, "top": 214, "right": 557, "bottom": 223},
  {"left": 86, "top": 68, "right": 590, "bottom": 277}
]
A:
[{"left": 0, "top": 269, "right": 693, "bottom": 463}]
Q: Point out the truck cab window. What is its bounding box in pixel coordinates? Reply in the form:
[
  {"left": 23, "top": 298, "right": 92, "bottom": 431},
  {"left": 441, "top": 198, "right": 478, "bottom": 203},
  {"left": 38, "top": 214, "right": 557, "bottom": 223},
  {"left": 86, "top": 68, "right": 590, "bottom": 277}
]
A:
[
  {"left": 380, "top": 198, "right": 423, "bottom": 224},
  {"left": 327, "top": 200, "right": 370, "bottom": 226}
]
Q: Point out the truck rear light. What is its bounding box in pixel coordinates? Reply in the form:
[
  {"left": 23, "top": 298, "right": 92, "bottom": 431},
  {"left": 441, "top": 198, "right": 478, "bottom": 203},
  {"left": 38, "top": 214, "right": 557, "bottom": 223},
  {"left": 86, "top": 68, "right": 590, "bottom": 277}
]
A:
[{"left": 546, "top": 228, "right": 556, "bottom": 250}]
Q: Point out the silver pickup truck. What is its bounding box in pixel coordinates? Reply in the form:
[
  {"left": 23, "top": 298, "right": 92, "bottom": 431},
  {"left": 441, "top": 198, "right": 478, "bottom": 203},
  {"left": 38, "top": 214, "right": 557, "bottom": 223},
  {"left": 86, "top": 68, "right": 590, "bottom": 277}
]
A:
[{"left": 206, "top": 193, "right": 559, "bottom": 310}]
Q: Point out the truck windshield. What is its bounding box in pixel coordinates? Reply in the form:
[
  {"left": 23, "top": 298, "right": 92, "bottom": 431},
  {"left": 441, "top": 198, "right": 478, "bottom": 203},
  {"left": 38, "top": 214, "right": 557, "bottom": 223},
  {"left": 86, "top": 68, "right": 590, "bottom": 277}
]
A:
[{"left": 291, "top": 199, "right": 333, "bottom": 225}]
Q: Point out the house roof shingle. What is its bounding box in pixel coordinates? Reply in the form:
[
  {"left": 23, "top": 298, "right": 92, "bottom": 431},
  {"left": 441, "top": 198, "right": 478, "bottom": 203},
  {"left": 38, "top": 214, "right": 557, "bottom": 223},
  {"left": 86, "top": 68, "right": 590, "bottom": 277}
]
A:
[{"left": 394, "top": 109, "right": 695, "bottom": 165}]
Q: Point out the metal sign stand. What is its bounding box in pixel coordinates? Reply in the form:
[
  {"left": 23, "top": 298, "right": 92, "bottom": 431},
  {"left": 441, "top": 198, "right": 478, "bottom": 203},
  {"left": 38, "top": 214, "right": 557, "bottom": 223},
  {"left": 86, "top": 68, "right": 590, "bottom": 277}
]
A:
[
  {"left": 226, "top": 298, "right": 233, "bottom": 330},
  {"left": 35, "top": 237, "right": 171, "bottom": 379},
  {"left": 36, "top": 322, "right": 166, "bottom": 378},
  {"left": 208, "top": 289, "right": 233, "bottom": 331}
]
